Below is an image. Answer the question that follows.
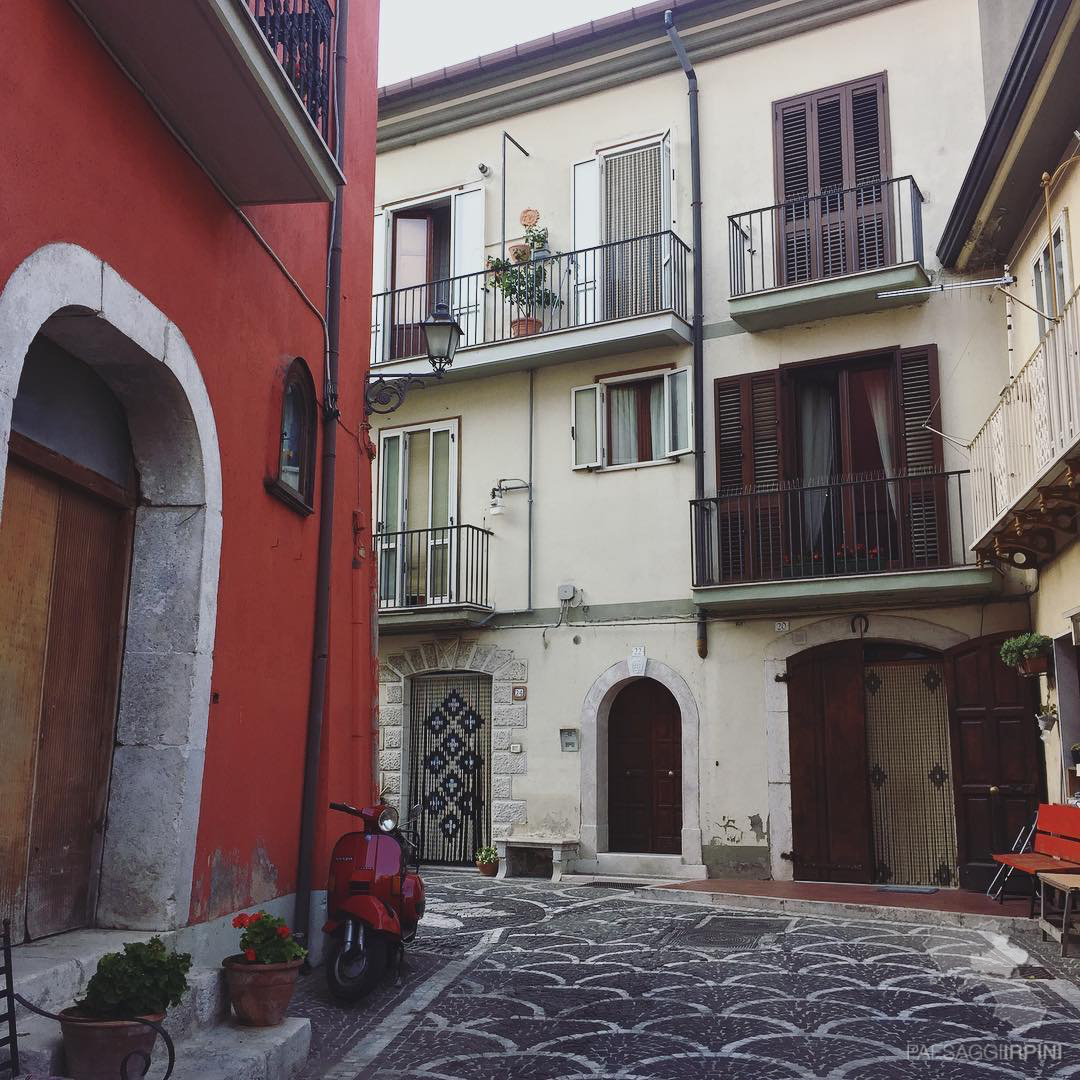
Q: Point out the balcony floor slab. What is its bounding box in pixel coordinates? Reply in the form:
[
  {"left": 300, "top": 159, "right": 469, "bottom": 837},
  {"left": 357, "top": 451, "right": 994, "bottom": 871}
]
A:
[
  {"left": 693, "top": 566, "right": 1001, "bottom": 618},
  {"left": 728, "top": 262, "right": 930, "bottom": 332},
  {"left": 378, "top": 606, "right": 494, "bottom": 635}
]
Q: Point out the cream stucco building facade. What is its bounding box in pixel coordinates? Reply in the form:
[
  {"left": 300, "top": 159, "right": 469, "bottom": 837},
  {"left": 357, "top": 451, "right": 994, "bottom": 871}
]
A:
[{"left": 367, "top": 0, "right": 1074, "bottom": 888}]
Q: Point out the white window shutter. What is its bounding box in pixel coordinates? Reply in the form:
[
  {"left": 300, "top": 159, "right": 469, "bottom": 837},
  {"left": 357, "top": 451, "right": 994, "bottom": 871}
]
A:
[
  {"left": 371, "top": 211, "right": 387, "bottom": 364},
  {"left": 664, "top": 367, "right": 692, "bottom": 457},
  {"left": 571, "top": 384, "right": 602, "bottom": 469},
  {"left": 451, "top": 188, "right": 485, "bottom": 348},
  {"left": 573, "top": 159, "right": 600, "bottom": 326}
]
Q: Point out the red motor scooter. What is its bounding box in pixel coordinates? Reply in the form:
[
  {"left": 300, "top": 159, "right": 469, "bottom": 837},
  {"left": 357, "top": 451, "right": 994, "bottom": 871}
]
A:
[{"left": 323, "top": 800, "right": 425, "bottom": 1001}]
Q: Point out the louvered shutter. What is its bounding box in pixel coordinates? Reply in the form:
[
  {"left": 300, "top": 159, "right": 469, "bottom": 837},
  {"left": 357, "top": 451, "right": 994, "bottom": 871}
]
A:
[
  {"left": 712, "top": 373, "right": 784, "bottom": 582},
  {"left": 897, "top": 345, "right": 945, "bottom": 566},
  {"left": 601, "top": 142, "right": 666, "bottom": 318},
  {"left": 774, "top": 75, "right": 889, "bottom": 285}
]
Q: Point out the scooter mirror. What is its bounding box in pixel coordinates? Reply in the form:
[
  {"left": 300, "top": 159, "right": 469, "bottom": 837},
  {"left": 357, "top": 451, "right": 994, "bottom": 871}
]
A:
[{"left": 409, "top": 802, "right": 421, "bottom": 822}]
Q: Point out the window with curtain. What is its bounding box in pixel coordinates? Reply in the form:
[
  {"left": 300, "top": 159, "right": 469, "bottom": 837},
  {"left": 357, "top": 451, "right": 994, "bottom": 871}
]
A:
[{"left": 608, "top": 377, "right": 664, "bottom": 465}]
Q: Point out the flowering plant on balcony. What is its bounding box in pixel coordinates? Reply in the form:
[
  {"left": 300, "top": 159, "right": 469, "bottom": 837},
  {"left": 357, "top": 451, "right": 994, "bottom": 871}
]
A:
[{"left": 231, "top": 911, "right": 306, "bottom": 965}]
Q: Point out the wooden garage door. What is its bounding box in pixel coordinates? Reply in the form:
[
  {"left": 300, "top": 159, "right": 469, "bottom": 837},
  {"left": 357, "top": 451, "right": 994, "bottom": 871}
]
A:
[{"left": 0, "top": 458, "right": 132, "bottom": 941}]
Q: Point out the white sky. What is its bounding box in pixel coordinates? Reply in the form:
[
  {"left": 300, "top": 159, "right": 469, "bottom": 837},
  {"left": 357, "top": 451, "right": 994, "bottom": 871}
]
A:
[{"left": 378, "top": 0, "right": 635, "bottom": 87}]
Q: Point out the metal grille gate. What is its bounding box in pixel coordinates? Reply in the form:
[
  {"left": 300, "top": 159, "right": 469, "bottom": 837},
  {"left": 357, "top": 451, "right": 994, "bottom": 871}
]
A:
[{"left": 409, "top": 674, "right": 492, "bottom": 865}]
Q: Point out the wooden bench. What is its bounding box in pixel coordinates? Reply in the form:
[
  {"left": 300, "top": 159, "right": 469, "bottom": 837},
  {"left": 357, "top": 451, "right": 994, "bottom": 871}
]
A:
[
  {"left": 1038, "top": 871, "right": 1080, "bottom": 957},
  {"left": 495, "top": 838, "right": 579, "bottom": 883},
  {"left": 993, "top": 803, "right": 1080, "bottom": 915}
]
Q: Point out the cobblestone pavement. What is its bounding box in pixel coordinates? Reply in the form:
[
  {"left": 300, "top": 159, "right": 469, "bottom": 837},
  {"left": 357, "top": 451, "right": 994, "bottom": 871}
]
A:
[{"left": 293, "top": 870, "right": 1080, "bottom": 1079}]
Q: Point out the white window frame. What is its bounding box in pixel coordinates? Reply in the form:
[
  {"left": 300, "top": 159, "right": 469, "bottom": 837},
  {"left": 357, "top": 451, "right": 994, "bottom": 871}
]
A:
[
  {"left": 1032, "top": 209, "right": 1073, "bottom": 339},
  {"left": 570, "top": 366, "right": 692, "bottom": 471},
  {"left": 376, "top": 419, "right": 460, "bottom": 607}
]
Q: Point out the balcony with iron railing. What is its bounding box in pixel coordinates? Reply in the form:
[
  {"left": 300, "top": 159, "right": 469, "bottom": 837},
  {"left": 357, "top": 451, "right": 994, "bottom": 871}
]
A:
[
  {"left": 690, "top": 469, "right": 999, "bottom": 615},
  {"left": 376, "top": 524, "right": 493, "bottom": 632},
  {"left": 371, "top": 231, "right": 692, "bottom": 379},
  {"left": 70, "top": 0, "right": 342, "bottom": 203},
  {"left": 969, "top": 284, "right": 1080, "bottom": 569},
  {"left": 727, "top": 176, "right": 929, "bottom": 331}
]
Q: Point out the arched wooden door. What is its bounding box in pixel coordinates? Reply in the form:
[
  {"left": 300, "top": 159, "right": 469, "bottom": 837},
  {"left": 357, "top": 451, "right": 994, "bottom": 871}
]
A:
[{"left": 608, "top": 679, "right": 681, "bottom": 854}]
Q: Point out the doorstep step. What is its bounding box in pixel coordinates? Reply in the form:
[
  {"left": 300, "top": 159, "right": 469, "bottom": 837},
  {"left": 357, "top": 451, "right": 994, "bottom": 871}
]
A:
[
  {"left": 168, "top": 1017, "right": 311, "bottom": 1080},
  {"left": 590, "top": 853, "right": 708, "bottom": 879}
]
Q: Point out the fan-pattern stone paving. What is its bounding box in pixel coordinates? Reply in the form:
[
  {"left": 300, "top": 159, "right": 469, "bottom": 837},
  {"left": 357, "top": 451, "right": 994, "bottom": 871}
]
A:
[{"left": 296, "top": 870, "right": 1080, "bottom": 1079}]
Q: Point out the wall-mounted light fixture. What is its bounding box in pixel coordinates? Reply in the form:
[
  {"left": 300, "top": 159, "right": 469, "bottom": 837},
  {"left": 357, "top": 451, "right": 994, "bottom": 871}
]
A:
[
  {"left": 488, "top": 477, "right": 530, "bottom": 516},
  {"left": 365, "top": 301, "right": 463, "bottom": 415}
]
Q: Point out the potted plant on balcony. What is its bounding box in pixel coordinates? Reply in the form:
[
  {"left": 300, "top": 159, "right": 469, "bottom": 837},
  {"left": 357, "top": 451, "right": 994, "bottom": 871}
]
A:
[
  {"left": 1000, "top": 632, "right": 1054, "bottom": 677},
  {"left": 60, "top": 937, "right": 191, "bottom": 1080},
  {"left": 1071, "top": 742, "right": 1080, "bottom": 766},
  {"left": 475, "top": 845, "right": 500, "bottom": 877},
  {"left": 486, "top": 210, "right": 562, "bottom": 336},
  {"left": 223, "top": 911, "right": 307, "bottom": 1027}
]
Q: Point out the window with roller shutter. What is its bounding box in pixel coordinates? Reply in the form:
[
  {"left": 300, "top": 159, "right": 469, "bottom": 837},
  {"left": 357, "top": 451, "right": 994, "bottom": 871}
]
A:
[{"left": 774, "top": 74, "right": 891, "bottom": 287}]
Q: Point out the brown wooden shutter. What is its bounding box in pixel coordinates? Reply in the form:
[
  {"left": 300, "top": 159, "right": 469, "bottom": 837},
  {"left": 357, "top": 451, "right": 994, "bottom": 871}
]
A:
[
  {"left": 712, "top": 373, "right": 784, "bottom": 581},
  {"left": 896, "top": 345, "right": 945, "bottom": 565},
  {"left": 774, "top": 74, "right": 890, "bottom": 284}
]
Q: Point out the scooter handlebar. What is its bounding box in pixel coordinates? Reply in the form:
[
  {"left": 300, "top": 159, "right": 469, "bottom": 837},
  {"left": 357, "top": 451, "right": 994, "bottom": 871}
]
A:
[{"left": 329, "top": 801, "right": 362, "bottom": 817}]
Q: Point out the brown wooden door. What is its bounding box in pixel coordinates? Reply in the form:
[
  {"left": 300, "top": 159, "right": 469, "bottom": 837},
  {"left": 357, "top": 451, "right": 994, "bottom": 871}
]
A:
[
  {"left": 945, "top": 635, "right": 1043, "bottom": 891},
  {"left": 608, "top": 679, "right": 682, "bottom": 854},
  {"left": 0, "top": 459, "right": 132, "bottom": 941},
  {"left": 788, "top": 640, "right": 874, "bottom": 882}
]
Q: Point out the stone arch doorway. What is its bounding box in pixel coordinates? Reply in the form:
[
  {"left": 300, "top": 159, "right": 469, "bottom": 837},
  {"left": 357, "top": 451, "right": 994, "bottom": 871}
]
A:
[
  {"left": 580, "top": 657, "right": 704, "bottom": 875},
  {"left": 607, "top": 679, "right": 681, "bottom": 855},
  {"left": 0, "top": 244, "right": 221, "bottom": 940}
]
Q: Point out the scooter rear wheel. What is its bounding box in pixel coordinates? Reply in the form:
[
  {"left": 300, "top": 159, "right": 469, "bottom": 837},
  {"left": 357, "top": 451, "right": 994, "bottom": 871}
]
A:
[{"left": 325, "top": 929, "right": 389, "bottom": 1001}]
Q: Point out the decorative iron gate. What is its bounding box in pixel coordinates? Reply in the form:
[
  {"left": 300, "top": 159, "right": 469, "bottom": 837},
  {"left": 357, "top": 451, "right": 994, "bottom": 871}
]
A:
[{"left": 409, "top": 674, "right": 492, "bottom": 865}]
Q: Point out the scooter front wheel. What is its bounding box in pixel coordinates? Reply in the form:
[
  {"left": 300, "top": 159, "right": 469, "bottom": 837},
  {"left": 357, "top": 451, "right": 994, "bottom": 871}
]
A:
[{"left": 325, "top": 928, "right": 388, "bottom": 1001}]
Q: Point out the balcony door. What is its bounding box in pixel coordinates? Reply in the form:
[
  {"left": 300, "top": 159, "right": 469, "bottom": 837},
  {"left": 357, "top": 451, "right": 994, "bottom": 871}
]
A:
[
  {"left": 378, "top": 421, "right": 458, "bottom": 609},
  {"left": 774, "top": 74, "right": 891, "bottom": 286}
]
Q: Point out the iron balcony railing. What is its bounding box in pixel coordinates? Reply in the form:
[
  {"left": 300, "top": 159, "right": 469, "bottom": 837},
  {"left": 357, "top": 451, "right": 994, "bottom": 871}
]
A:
[
  {"left": 691, "top": 470, "right": 975, "bottom": 587},
  {"left": 249, "top": 0, "right": 333, "bottom": 141},
  {"left": 728, "top": 175, "right": 925, "bottom": 297},
  {"left": 371, "top": 230, "right": 690, "bottom": 365},
  {"left": 970, "top": 283, "right": 1080, "bottom": 542},
  {"left": 376, "top": 524, "right": 492, "bottom": 611}
]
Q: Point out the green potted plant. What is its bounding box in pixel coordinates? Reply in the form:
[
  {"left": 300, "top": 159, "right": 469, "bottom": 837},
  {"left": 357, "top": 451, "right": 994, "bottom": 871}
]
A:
[
  {"left": 223, "top": 910, "right": 306, "bottom": 1027},
  {"left": 999, "top": 632, "right": 1054, "bottom": 676},
  {"left": 1071, "top": 742, "right": 1080, "bottom": 767},
  {"left": 475, "top": 845, "right": 500, "bottom": 877},
  {"left": 486, "top": 210, "right": 562, "bottom": 337},
  {"left": 60, "top": 937, "right": 191, "bottom": 1080}
]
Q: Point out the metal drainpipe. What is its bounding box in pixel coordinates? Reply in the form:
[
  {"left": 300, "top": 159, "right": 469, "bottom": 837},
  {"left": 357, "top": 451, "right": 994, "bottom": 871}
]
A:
[
  {"left": 295, "top": 0, "right": 349, "bottom": 950},
  {"left": 665, "top": 10, "right": 708, "bottom": 659}
]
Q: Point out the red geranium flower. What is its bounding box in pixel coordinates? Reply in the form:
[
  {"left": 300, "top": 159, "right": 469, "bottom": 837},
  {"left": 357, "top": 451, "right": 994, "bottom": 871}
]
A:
[
  {"left": 277, "top": 925, "right": 290, "bottom": 939},
  {"left": 245, "top": 947, "right": 257, "bottom": 962},
  {"left": 249, "top": 912, "right": 263, "bottom": 923},
  {"left": 232, "top": 914, "right": 250, "bottom": 928}
]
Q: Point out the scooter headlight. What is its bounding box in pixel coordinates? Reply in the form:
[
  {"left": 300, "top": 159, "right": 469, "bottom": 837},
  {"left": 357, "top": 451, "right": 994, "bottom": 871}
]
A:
[{"left": 377, "top": 806, "right": 399, "bottom": 833}]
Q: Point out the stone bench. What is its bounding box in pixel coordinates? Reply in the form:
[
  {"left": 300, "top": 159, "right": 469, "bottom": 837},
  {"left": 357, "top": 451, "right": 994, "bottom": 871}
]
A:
[{"left": 495, "top": 838, "right": 579, "bottom": 883}]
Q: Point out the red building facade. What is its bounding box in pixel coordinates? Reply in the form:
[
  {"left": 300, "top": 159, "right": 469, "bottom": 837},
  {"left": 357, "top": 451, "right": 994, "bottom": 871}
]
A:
[{"left": 0, "top": 0, "right": 379, "bottom": 946}]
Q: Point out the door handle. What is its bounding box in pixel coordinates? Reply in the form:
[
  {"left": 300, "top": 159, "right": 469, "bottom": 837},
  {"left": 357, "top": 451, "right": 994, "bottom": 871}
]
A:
[
  {"left": 667, "top": 770, "right": 675, "bottom": 777},
  {"left": 989, "top": 785, "right": 1001, "bottom": 796}
]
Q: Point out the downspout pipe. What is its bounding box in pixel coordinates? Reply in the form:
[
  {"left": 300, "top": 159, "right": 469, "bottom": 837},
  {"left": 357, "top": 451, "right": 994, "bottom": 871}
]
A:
[
  {"left": 665, "top": 10, "right": 708, "bottom": 659},
  {"left": 296, "top": 0, "right": 349, "bottom": 950}
]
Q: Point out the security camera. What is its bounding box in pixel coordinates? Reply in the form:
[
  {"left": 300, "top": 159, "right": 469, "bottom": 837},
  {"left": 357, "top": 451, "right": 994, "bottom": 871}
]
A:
[{"left": 478, "top": 163, "right": 491, "bottom": 176}]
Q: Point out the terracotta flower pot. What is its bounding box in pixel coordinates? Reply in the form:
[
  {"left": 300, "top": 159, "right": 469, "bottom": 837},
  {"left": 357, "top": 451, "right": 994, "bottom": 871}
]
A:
[
  {"left": 477, "top": 861, "right": 498, "bottom": 877},
  {"left": 510, "top": 317, "right": 542, "bottom": 337},
  {"left": 1017, "top": 655, "right": 1050, "bottom": 677},
  {"left": 60, "top": 1007, "right": 163, "bottom": 1080},
  {"left": 223, "top": 955, "right": 302, "bottom": 1027}
]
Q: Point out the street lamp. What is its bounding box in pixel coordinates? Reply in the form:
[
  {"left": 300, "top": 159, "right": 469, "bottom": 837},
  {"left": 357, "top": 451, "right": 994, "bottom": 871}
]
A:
[{"left": 365, "top": 300, "right": 463, "bottom": 414}]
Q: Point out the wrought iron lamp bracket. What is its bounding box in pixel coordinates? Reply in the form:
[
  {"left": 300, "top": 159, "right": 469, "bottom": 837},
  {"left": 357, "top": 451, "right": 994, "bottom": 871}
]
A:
[{"left": 364, "top": 371, "right": 444, "bottom": 415}]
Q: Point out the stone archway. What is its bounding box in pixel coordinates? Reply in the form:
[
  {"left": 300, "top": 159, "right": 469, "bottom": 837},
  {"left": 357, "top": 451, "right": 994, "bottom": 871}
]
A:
[
  {"left": 762, "top": 614, "right": 968, "bottom": 881},
  {"left": 579, "top": 658, "right": 703, "bottom": 870},
  {"left": 0, "top": 243, "right": 222, "bottom": 931},
  {"left": 378, "top": 637, "right": 529, "bottom": 834}
]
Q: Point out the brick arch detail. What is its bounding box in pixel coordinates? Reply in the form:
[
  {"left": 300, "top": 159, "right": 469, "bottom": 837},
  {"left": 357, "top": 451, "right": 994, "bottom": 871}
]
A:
[{"left": 377, "top": 637, "right": 529, "bottom": 837}]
